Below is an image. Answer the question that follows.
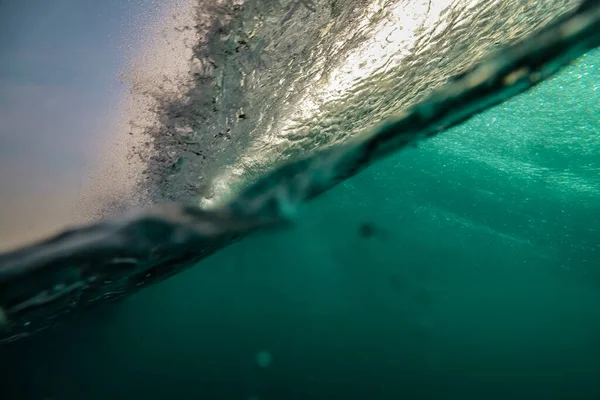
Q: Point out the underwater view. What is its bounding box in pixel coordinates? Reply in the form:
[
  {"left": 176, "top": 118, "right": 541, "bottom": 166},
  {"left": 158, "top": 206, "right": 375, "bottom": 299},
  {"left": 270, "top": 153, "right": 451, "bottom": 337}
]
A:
[{"left": 1, "top": 0, "right": 599, "bottom": 399}]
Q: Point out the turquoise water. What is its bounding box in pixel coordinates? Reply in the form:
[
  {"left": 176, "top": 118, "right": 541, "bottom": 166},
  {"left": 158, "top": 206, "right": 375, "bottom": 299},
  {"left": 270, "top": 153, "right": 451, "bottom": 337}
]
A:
[{"left": 1, "top": 42, "right": 598, "bottom": 399}]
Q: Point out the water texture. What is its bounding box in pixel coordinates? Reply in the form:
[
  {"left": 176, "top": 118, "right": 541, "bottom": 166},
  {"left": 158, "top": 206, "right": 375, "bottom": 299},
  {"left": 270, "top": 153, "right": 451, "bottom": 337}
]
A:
[{"left": 0, "top": 1, "right": 599, "bottom": 399}]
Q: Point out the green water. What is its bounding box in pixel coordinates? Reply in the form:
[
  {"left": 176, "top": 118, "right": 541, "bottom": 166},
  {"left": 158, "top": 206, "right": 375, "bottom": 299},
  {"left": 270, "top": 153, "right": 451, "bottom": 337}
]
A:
[{"left": 1, "top": 51, "right": 599, "bottom": 400}]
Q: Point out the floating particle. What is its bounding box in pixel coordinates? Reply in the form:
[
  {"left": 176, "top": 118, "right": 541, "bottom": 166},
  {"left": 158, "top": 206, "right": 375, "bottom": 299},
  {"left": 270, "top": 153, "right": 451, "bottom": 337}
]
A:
[
  {"left": 256, "top": 350, "right": 272, "bottom": 368},
  {"left": 358, "top": 222, "right": 376, "bottom": 238}
]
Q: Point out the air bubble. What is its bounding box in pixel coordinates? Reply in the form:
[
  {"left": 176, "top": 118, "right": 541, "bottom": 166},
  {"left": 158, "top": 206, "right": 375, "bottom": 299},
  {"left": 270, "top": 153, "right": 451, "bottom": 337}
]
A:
[{"left": 256, "top": 350, "right": 272, "bottom": 368}]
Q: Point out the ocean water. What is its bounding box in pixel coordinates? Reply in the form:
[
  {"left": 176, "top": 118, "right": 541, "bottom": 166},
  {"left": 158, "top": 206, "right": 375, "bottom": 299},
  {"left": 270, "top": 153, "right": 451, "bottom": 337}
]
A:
[{"left": 1, "top": 1, "right": 600, "bottom": 399}]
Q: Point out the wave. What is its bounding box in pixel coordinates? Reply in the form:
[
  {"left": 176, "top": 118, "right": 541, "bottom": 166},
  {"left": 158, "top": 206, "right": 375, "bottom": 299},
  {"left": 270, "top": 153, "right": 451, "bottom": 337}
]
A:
[
  {"left": 0, "top": 0, "right": 598, "bottom": 344},
  {"left": 123, "top": 0, "right": 578, "bottom": 210}
]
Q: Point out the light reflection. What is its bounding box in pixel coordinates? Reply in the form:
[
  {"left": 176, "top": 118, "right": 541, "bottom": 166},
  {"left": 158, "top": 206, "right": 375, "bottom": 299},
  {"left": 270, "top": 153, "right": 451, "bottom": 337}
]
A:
[{"left": 204, "top": 0, "right": 466, "bottom": 207}]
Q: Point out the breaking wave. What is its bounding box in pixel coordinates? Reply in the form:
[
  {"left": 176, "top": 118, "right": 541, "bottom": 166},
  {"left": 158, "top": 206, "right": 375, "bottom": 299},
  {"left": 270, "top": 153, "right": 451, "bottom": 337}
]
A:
[{"left": 111, "top": 0, "right": 579, "bottom": 211}]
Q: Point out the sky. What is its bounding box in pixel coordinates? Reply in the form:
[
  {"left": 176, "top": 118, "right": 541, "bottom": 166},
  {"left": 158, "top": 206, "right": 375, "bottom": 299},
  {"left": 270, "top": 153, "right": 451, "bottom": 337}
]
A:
[{"left": 0, "top": 0, "right": 156, "bottom": 250}]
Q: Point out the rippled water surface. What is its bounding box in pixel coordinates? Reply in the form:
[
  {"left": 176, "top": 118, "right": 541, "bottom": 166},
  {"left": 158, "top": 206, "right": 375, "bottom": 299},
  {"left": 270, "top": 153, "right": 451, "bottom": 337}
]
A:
[{"left": 130, "top": 0, "right": 579, "bottom": 207}]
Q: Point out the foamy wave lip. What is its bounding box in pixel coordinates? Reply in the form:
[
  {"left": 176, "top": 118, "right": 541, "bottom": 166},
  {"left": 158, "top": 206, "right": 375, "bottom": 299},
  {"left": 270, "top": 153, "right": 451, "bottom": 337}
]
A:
[{"left": 80, "top": 0, "right": 202, "bottom": 218}]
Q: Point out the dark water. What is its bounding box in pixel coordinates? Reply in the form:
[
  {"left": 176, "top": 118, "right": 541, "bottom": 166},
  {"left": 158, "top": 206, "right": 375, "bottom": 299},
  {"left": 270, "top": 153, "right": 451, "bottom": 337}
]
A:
[{"left": 1, "top": 1, "right": 600, "bottom": 399}]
